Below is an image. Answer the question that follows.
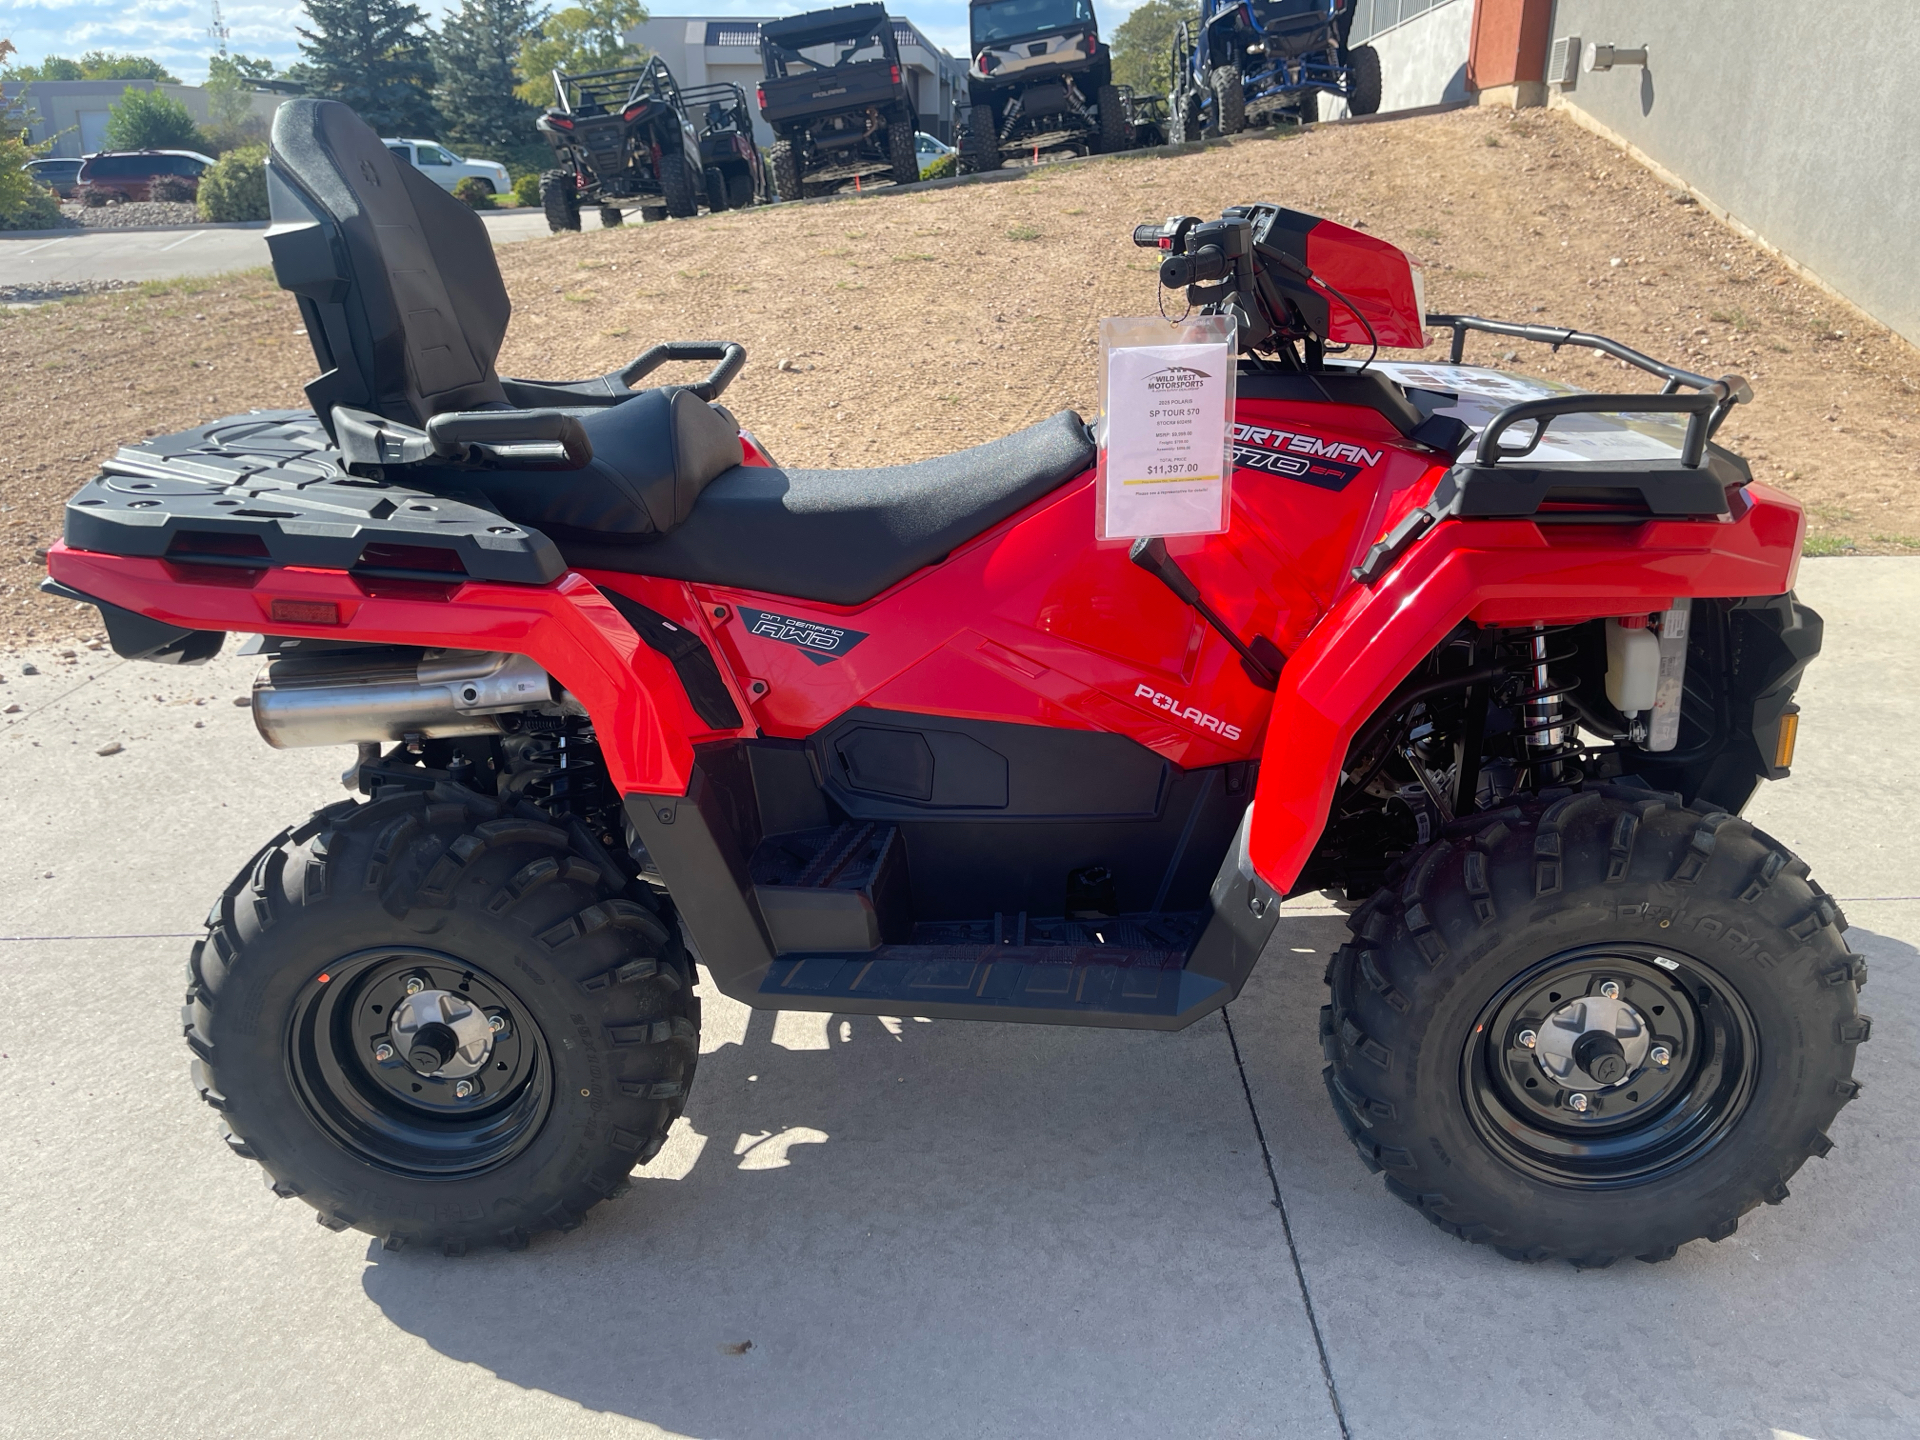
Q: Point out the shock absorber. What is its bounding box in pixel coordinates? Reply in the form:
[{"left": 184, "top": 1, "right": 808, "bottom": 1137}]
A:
[{"left": 1511, "top": 624, "right": 1581, "bottom": 786}]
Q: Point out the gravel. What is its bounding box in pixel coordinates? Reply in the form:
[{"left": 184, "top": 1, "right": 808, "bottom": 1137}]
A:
[
  {"left": 2, "top": 279, "right": 139, "bottom": 306},
  {"left": 57, "top": 200, "right": 204, "bottom": 229}
]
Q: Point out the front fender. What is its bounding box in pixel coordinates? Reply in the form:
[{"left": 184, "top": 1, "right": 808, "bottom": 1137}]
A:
[{"left": 1246, "top": 485, "right": 1804, "bottom": 893}]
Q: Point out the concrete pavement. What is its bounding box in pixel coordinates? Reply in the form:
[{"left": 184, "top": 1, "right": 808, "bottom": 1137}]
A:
[
  {"left": 0, "top": 208, "right": 616, "bottom": 290},
  {"left": 0, "top": 559, "right": 1914, "bottom": 1439}
]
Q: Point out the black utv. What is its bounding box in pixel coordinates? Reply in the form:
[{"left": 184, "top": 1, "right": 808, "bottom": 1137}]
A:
[
  {"left": 681, "top": 81, "right": 772, "bottom": 211},
  {"left": 757, "top": 3, "right": 920, "bottom": 198},
  {"left": 958, "top": 0, "right": 1131, "bottom": 173},
  {"left": 537, "top": 57, "right": 738, "bottom": 229}
]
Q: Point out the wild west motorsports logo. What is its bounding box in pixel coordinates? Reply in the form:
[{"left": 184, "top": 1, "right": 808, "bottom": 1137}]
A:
[
  {"left": 740, "top": 608, "right": 869, "bottom": 665},
  {"left": 1146, "top": 364, "right": 1212, "bottom": 391},
  {"left": 1231, "top": 423, "right": 1384, "bottom": 492}
]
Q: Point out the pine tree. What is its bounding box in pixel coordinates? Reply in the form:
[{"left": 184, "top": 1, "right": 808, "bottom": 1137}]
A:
[
  {"left": 431, "top": 0, "right": 544, "bottom": 158},
  {"left": 292, "top": 0, "right": 442, "bottom": 137}
]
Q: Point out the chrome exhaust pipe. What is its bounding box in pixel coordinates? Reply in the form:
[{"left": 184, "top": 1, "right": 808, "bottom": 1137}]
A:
[{"left": 251, "top": 648, "right": 556, "bottom": 749}]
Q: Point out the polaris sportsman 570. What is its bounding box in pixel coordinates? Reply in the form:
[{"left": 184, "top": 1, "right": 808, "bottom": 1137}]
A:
[{"left": 44, "top": 99, "right": 1866, "bottom": 1264}]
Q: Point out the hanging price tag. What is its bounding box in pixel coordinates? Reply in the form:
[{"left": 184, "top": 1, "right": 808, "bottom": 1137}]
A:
[{"left": 1096, "top": 314, "right": 1237, "bottom": 540}]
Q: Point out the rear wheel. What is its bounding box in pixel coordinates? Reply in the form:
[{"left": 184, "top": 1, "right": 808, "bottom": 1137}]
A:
[
  {"left": 1322, "top": 789, "right": 1868, "bottom": 1265},
  {"left": 659, "top": 151, "right": 698, "bottom": 218},
  {"left": 770, "top": 139, "right": 803, "bottom": 201},
  {"left": 1348, "top": 44, "right": 1383, "bottom": 116},
  {"left": 1095, "top": 84, "right": 1132, "bottom": 152},
  {"left": 597, "top": 204, "right": 624, "bottom": 228},
  {"left": 1293, "top": 86, "right": 1319, "bottom": 124},
  {"left": 184, "top": 788, "right": 700, "bottom": 1254},
  {"left": 1209, "top": 68, "right": 1246, "bottom": 135},
  {"left": 888, "top": 109, "right": 920, "bottom": 185},
  {"left": 703, "top": 165, "right": 730, "bottom": 212},
  {"left": 728, "top": 168, "right": 756, "bottom": 208},
  {"left": 958, "top": 102, "right": 1002, "bottom": 173},
  {"left": 539, "top": 170, "right": 580, "bottom": 232},
  {"left": 1167, "top": 87, "right": 1197, "bottom": 143}
]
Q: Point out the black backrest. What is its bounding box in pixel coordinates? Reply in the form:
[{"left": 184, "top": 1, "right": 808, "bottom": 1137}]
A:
[{"left": 265, "top": 99, "right": 509, "bottom": 434}]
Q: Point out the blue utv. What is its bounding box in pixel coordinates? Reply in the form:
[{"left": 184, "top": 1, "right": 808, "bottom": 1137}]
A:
[{"left": 1167, "top": 0, "right": 1381, "bottom": 140}]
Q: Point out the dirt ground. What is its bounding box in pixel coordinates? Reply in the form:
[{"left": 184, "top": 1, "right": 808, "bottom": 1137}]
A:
[{"left": 4, "top": 105, "right": 1917, "bottom": 652}]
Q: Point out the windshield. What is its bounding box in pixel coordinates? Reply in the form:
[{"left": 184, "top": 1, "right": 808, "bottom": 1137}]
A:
[
  {"left": 767, "top": 22, "right": 890, "bottom": 74},
  {"left": 971, "top": 0, "right": 1094, "bottom": 48}
]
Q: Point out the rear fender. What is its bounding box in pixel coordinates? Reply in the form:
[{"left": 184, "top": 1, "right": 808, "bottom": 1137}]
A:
[
  {"left": 1246, "top": 485, "right": 1804, "bottom": 893},
  {"left": 44, "top": 543, "right": 707, "bottom": 795}
]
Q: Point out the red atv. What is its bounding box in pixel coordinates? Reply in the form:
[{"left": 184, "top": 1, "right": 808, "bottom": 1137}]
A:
[{"left": 46, "top": 99, "right": 1866, "bottom": 1264}]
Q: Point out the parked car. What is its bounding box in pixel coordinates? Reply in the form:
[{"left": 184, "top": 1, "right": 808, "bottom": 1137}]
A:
[
  {"left": 381, "top": 139, "right": 512, "bottom": 196},
  {"left": 74, "top": 150, "right": 217, "bottom": 202},
  {"left": 915, "top": 130, "right": 955, "bottom": 175},
  {"left": 23, "top": 157, "right": 84, "bottom": 198}
]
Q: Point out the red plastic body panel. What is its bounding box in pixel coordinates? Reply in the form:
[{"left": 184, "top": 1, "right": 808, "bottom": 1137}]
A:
[
  {"left": 47, "top": 395, "right": 1805, "bottom": 897},
  {"left": 1303, "top": 220, "right": 1426, "bottom": 349}
]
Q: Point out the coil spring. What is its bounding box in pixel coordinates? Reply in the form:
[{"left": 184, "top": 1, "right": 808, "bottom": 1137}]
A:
[
  {"left": 1500, "top": 625, "right": 1585, "bottom": 786},
  {"left": 501, "top": 721, "right": 612, "bottom": 821}
]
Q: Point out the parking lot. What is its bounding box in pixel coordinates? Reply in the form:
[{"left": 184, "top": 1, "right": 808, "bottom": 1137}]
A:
[{"left": 1, "top": 556, "right": 1913, "bottom": 1440}]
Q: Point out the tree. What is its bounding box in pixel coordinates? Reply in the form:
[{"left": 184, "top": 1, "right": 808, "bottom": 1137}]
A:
[
  {"left": 0, "top": 42, "right": 60, "bottom": 230},
  {"left": 431, "top": 0, "right": 544, "bottom": 158},
  {"left": 13, "top": 52, "right": 180, "bottom": 82},
  {"left": 513, "top": 0, "right": 647, "bottom": 105},
  {"left": 292, "top": 0, "right": 442, "bottom": 136},
  {"left": 1110, "top": 0, "right": 1195, "bottom": 99},
  {"left": 104, "top": 87, "right": 206, "bottom": 151},
  {"left": 206, "top": 54, "right": 278, "bottom": 133}
]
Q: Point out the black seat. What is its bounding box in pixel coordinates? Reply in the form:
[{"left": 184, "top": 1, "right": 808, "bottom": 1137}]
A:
[{"left": 560, "top": 411, "right": 1095, "bottom": 606}]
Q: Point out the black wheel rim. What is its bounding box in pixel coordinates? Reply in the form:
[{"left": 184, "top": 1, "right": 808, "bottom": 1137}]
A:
[
  {"left": 287, "top": 947, "right": 553, "bottom": 1179},
  {"left": 1461, "top": 943, "right": 1759, "bottom": 1189}
]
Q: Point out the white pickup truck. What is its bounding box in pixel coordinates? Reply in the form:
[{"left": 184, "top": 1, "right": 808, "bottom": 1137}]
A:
[{"left": 381, "top": 139, "right": 512, "bottom": 196}]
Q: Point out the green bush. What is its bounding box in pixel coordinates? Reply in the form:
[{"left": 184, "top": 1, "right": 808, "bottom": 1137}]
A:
[
  {"left": 149, "top": 174, "right": 196, "bottom": 203},
  {"left": 104, "top": 87, "right": 206, "bottom": 152},
  {"left": 453, "top": 175, "right": 496, "bottom": 209},
  {"left": 512, "top": 171, "right": 543, "bottom": 207},
  {"left": 920, "top": 153, "right": 956, "bottom": 182},
  {"left": 196, "top": 145, "right": 269, "bottom": 222}
]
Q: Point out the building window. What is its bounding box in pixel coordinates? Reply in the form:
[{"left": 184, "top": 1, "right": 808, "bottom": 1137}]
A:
[
  {"left": 894, "top": 25, "right": 919, "bottom": 51},
  {"left": 706, "top": 21, "right": 761, "bottom": 45}
]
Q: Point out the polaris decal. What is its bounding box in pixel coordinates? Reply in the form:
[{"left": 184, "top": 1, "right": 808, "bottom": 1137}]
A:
[
  {"left": 1231, "top": 424, "right": 1383, "bottom": 492},
  {"left": 1135, "top": 684, "right": 1242, "bottom": 741},
  {"left": 741, "top": 608, "right": 869, "bottom": 665}
]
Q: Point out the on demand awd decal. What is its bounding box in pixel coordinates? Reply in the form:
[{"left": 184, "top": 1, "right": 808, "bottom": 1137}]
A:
[
  {"left": 740, "top": 608, "right": 870, "bottom": 664},
  {"left": 1231, "top": 423, "right": 1384, "bottom": 491}
]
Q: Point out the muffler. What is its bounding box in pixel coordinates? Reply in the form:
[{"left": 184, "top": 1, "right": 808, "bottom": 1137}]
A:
[{"left": 251, "top": 648, "right": 556, "bottom": 749}]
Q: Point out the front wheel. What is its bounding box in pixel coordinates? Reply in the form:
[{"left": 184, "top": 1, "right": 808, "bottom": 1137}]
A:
[
  {"left": 658, "top": 151, "right": 698, "bottom": 218},
  {"left": 1322, "top": 789, "right": 1868, "bottom": 1265},
  {"left": 1347, "top": 44, "right": 1383, "bottom": 116},
  {"left": 1209, "top": 68, "right": 1245, "bottom": 135},
  {"left": 598, "top": 204, "right": 624, "bottom": 228},
  {"left": 703, "top": 164, "right": 730, "bottom": 212},
  {"left": 183, "top": 789, "right": 700, "bottom": 1253}
]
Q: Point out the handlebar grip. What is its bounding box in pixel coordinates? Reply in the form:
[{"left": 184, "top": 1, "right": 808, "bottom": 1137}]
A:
[
  {"left": 1132, "top": 223, "right": 1166, "bottom": 248},
  {"left": 1160, "top": 245, "right": 1228, "bottom": 289}
]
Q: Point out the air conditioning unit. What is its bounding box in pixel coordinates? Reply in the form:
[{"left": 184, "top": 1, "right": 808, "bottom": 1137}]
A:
[{"left": 1547, "top": 35, "right": 1580, "bottom": 89}]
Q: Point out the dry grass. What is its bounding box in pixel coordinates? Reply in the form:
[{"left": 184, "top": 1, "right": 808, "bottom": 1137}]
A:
[{"left": 5, "top": 106, "right": 1917, "bottom": 650}]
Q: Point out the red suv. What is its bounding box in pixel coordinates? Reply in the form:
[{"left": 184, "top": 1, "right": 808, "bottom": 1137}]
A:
[{"left": 75, "top": 149, "right": 217, "bottom": 202}]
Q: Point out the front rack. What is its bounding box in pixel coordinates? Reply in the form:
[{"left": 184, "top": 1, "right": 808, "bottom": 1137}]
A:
[{"left": 1425, "top": 312, "right": 1753, "bottom": 462}]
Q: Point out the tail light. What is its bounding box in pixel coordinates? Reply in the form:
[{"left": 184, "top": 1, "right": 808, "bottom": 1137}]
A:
[
  {"left": 756, "top": 85, "right": 767, "bottom": 109},
  {"left": 622, "top": 101, "right": 652, "bottom": 122},
  {"left": 547, "top": 114, "right": 574, "bottom": 130},
  {"left": 890, "top": 63, "right": 900, "bottom": 85},
  {"left": 1084, "top": 31, "right": 1097, "bottom": 54},
  {"left": 979, "top": 52, "right": 998, "bottom": 74}
]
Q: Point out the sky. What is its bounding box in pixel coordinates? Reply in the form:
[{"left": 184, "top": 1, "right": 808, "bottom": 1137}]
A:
[{"left": 0, "top": 0, "right": 1076, "bottom": 85}]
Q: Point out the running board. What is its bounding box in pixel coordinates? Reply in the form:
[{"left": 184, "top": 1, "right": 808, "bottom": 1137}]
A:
[{"left": 625, "top": 780, "right": 1281, "bottom": 1032}]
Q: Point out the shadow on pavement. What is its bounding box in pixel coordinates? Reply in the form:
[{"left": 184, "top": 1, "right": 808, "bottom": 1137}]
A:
[{"left": 361, "top": 992, "right": 1344, "bottom": 1440}]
